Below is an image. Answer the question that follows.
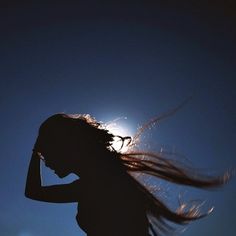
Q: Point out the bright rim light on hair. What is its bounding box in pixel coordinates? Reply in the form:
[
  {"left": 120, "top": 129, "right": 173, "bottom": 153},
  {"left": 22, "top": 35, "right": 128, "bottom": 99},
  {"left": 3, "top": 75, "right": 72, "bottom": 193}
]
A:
[{"left": 105, "top": 119, "right": 132, "bottom": 153}]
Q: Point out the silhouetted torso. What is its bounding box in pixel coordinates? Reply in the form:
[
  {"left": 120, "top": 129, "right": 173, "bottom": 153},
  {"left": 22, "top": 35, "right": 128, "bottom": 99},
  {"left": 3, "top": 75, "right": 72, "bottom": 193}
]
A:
[{"left": 75, "top": 154, "right": 149, "bottom": 236}]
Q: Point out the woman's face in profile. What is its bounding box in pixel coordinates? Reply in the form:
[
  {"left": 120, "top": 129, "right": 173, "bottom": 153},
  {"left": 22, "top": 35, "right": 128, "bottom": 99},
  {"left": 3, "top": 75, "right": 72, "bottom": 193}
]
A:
[{"left": 39, "top": 133, "right": 77, "bottom": 178}]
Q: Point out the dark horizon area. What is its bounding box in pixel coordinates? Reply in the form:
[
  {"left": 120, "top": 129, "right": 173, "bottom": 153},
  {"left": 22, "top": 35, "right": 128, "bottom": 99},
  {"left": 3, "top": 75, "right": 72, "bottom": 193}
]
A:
[{"left": 0, "top": 1, "right": 235, "bottom": 236}]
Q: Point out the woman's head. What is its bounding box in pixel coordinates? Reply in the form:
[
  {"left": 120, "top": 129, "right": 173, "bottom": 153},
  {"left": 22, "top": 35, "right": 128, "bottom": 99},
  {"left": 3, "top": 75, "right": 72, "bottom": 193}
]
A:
[{"left": 34, "top": 113, "right": 115, "bottom": 177}]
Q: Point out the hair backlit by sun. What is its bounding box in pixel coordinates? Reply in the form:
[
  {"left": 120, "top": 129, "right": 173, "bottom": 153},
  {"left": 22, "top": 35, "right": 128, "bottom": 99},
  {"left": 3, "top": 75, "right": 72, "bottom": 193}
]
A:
[{"left": 104, "top": 118, "right": 133, "bottom": 153}]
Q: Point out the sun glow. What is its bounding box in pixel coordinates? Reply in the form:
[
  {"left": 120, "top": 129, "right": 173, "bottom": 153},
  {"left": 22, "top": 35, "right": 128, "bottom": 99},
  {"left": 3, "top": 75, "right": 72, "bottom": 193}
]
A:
[{"left": 105, "top": 118, "right": 133, "bottom": 153}]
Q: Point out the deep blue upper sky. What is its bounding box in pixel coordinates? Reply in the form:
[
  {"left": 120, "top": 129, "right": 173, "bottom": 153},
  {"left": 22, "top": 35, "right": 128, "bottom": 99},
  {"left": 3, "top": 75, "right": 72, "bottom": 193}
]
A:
[{"left": 0, "top": 1, "right": 235, "bottom": 236}]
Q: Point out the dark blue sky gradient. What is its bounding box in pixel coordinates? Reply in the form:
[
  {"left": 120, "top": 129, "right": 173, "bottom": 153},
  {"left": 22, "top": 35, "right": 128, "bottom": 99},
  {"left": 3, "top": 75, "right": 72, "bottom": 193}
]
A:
[{"left": 0, "top": 1, "right": 235, "bottom": 236}]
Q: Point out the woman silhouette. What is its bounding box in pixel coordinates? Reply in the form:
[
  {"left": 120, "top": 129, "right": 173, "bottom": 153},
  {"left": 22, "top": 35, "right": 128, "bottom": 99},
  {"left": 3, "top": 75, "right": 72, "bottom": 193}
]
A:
[{"left": 25, "top": 113, "right": 230, "bottom": 236}]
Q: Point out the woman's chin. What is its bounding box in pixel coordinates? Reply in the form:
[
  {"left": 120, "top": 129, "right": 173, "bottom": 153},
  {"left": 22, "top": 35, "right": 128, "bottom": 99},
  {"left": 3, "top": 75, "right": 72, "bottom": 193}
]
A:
[{"left": 54, "top": 170, "right": 69, "bottom": 178}]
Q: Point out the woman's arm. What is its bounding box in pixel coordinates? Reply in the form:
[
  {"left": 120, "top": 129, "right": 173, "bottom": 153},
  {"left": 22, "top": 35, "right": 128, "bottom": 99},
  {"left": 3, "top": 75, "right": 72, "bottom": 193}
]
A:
[
  {"left": 25, "top": 151, "right": 42, "bottom": 198},
  {"left": 25, "top": 151, "right": 80, "bottom": 203}
]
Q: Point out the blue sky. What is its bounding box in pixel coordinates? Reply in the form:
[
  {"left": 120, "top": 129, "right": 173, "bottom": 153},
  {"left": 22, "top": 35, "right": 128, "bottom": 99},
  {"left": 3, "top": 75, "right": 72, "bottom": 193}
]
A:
[{"left": 0, "top": 1, "right": 235, "bottom": 236}]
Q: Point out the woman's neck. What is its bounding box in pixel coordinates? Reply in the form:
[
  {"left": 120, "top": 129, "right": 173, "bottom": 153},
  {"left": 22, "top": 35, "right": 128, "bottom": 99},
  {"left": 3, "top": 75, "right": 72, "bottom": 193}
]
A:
[{"left": 73, "top": 149, "right": 122, "bottom": 179}]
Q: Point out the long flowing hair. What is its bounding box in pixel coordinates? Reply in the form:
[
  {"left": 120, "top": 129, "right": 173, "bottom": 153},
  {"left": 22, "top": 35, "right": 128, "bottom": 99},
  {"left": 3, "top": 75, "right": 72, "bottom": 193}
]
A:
[
  {"left": 105, "top": 100, "right": 231, "bottom": 235},
  {"left": 48, "top": 104, "right": 231, "bottom": 236}
]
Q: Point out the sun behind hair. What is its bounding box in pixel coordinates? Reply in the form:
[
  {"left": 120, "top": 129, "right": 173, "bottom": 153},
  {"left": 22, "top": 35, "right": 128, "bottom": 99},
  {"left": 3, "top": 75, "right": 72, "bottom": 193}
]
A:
[
  {"left": 68, "top": 111, "right": 231, "bottom": 235},
  {"left": 26, "top": 107, "right": 232, "bottom": 236},
  {"left": 99, "top": 102, "right": 231, "bottom": 235}
]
